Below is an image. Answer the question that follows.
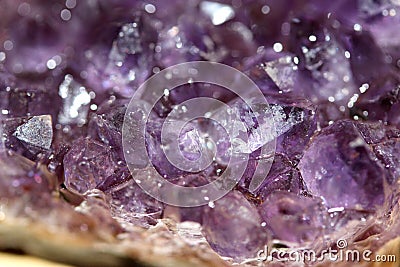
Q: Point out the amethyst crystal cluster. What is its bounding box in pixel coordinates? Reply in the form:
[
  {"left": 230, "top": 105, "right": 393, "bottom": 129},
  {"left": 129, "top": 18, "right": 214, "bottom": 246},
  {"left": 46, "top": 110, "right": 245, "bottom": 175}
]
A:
[{"left": 0, "top": 0, "right": 399, "bottom": 264}]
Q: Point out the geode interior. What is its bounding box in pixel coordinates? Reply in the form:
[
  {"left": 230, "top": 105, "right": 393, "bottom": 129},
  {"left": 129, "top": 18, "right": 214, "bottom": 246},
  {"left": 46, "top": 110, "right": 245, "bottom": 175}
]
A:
[{"left": 0, "top": 0, "right": 399, "bottom": 266}]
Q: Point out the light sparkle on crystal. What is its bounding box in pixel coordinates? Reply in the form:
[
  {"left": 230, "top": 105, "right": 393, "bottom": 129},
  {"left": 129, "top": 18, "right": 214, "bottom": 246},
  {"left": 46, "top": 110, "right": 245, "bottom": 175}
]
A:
[
  {"left": 261, "top": 5, "right": 270, "bottom": 14},
  {"left": 309, "top": 35, "right": 317, "bottom": 42},
  {"left": 144, "top": 4, "right": 156, "bottom": 14},
  {"left": 200, "top": 1, "right": 235, "bottom": 26},
  {"left": 354, "top": 24, "right": 362, "bottom": 31},
  {"left": 58, "top": 75, "right": 91, "bottom": 125},
  {"left": 359, "top": 83, "right": 370, "bottom": 93},
  {"left": 273, "top": 42, "right": 283, "bottom": 52},
  {"left": 4, "top": 40, "right": 13, "bottom": 51},
  {"left": 46, "top": 59, "right": 57, "bottom": 70},
  {"left": 65, "top": 0, "right": 76, "bottom": 9},
  {"left": 17, "top": 3, "right": 31, "bottom": 16},
  {"left": 61, "top": 9, "right": 72, "bottom": 21}
]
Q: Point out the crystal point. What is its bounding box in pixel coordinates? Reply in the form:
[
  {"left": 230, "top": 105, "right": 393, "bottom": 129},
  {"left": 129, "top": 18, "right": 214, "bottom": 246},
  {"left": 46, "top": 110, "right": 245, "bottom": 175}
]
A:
[
  {"left": 13, "top": 115, "right": 53, "bottom": 150},
  {"left": 298, "top": 120, "right": 386, "bottom": 210}
]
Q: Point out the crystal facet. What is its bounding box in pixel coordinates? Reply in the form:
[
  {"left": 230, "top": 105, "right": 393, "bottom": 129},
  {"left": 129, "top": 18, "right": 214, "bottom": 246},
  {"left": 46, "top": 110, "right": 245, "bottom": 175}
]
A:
[
  {"left": 298, "top": 120, "right": 386, "bottom": 210},
  {"left": 258, "top": 191, "right": 327, "bottom": 243},
  {"left": 202, "top": 191, "right": 268, "bottom": 261}
]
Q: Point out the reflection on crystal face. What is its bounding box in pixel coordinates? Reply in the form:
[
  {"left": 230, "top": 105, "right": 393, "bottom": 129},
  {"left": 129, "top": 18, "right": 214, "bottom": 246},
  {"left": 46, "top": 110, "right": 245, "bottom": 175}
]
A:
[
  {"left": 13, "top": 115, "right": 53, "bottom": 150},
  {"left": 200, "top": 1, "right": 235, "bottom": 26},
  {"left": 103, "top": 18, "right": 156, "bottom": 97},
  {"left": 271, "top": 105, "right": 304, "bottom": 137},
  {"left": 302, "top": 31, "right": 357, "bottom": 104},
  {"left": 0, "top": 115, "right": 53, "bottom": 160},
  {"left": 178, "top": 125, "right": 203, "bottom": 161},
  {"left": 210, "top": 99, "right": 275, "bottom": 156},
  {"left": 111, "top": 22, "right": 143, "bottom": 64},
  {"left": 58, "top": 74, "right": 91, "bottom": 125},
  {"left": 263, "top": 55, "right": 299, "bottom": 93}
]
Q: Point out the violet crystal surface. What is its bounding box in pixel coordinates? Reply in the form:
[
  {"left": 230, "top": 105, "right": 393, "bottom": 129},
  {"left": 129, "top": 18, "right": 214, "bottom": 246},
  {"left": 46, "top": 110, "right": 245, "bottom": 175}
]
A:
[{"left": 0, "top": 0, "right": 399, "bottom": 266}]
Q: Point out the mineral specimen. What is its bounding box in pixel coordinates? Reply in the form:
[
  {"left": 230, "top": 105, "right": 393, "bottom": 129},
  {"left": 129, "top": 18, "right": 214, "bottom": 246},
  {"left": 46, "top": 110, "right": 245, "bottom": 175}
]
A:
[{"left": 0, "top": 0, "right": 399, "bottom": 266}]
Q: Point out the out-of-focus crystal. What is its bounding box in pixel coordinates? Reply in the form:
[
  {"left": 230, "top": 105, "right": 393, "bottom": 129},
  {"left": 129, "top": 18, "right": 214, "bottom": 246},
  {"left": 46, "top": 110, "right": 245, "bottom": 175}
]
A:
[
  {"left": 258, "top": 191, "right": 327, "bottom": 243},
  {"left": 200, "top": 1, "right": 235, "bottom": 26},
  {"left": 202, "top": 191, "right": 268, "bottom": 261},
  {"left": 58, "top": 74, "right": 91, "bottom": 125}
]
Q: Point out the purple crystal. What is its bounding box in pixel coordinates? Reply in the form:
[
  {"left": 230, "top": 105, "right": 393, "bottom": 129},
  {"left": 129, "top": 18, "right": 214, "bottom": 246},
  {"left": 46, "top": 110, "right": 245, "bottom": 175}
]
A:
[
  {"left": 64, "top": 97, "right": 132, "bottom": 193},
  {"left": 258, "top": 191, "right": 327, "bottom": 243},
  {"left": 202, "top": 190, "right": 268, "bottom": 260},
  {"left": 298, "top": 120, "right": 386, "bottom": 210},
  {"left": 63, "top": 137, "right": 126, "bottom": 194},
  {"left": 289, "top": 19, "right": 358, "bottom": 106},
  {"left": 108, "top": 180, "right": 163, "bottom": 227},
  {"left": 353, "top": 74, "right": 400, "bottom": 127},
  {"left": 0, "top": 0, "right": 400, "bottom": 265},
  {"left": 253, "top": 153, "right": 306, "bottom": 201},
  {"left": 260, "top": 55, "right": 301, "bottom": 94},
  {"left": 145, "top": 116, "right": 187, "bottom": 179},
  {"left": 0, "top": 83, "right": 61, "bottom": 120},
  {"left": 244, "top": 54, "right": 318, "bottom": 162},
  {"left": 178, "top": 125, "right": 203, "bottom": 161},
  {"left": 0, "top": 115, "right": 53, "bottom": 160},
  {"left": 155, "top": 15, "right": 203, "bottom": 67},
  {"left": 79, "top": 14, "right": 157, "bottom": 98},
  {"left": 316, "top": 101, "right": 348, "bottom": 128},
  {"left": 355, "top": 121, "right": 392, "bottom": 145},
  {"left": 2, "top": 5, "right": 67, "bottom": 75},
  {"left": 271, "top": 98, "right": 317, "bottom": 163},
  {"left": 360, "top": 3, "right": 400, "bottom": 69},
  {"left": 87, "top": 98, "right": 127, "bottom": 150},
  {"left": 352, "top": 121, "right": 400, "bottom": 184},
  {"left": 167, "top": 174, "right": 211, "bottom": 224},
  {"left": 0, "top": 150, "right": 57, "bottom": 219},
  {"left": 373, "top": 139, "right": 400, "bottom": 184},
  {"left": 156, "top": 11, "right": 256, "bottom": 67}
]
